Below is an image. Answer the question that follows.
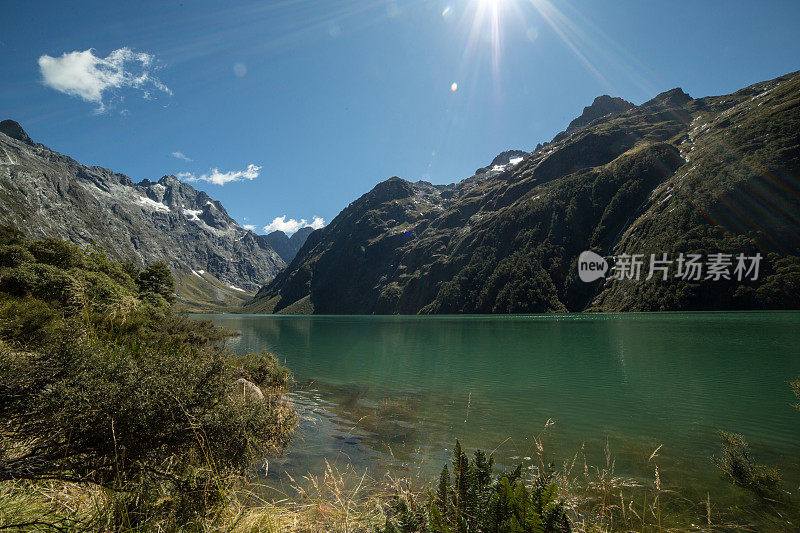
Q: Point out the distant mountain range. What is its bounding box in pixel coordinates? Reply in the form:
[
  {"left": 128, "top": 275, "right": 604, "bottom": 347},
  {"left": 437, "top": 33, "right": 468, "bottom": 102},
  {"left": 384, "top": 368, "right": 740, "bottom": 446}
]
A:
[
  {"left": 0, "top": 120, "right": 285, "bottom": 311},
  {"left": 247, "top": 71, "right": 800, "bottom": 314},
  {"left": 261, "top": 227, "right": 314, "bottom": 264}
]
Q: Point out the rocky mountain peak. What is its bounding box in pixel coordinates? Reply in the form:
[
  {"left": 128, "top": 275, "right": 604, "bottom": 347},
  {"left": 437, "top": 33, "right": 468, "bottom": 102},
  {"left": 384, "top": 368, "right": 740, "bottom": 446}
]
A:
[
  {"left": 261, "top": 226, "right": 315, "bottom": 264},
  {"left": 158, "top": 174, "right": 181, "bottom": 187},
  {"left": 641, "top": 88, "right": 692, "bottom": 109},
  {"left": 567, "top": 95, "right": 635, "bottom": 131},
  {"left": 489, "top": 150, "right": 528, "bottom": 167},
  {"left": 475, "top": 150, "right": 529, "bottom": 174},
  {"left": 368, "top": 177, "right": 415, "bottom": 203},
  {"left": 248, "top": 70, "right": 800, "bottom": 315},
  {"left": 0, "top": 119, "right": 34, "bottom": 145},
  {"left": 0, "top": 132, "right": 285, "bottom": 299}
]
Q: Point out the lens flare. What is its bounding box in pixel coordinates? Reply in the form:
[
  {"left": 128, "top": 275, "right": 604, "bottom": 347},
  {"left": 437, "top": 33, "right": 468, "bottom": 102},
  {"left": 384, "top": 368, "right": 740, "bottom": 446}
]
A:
[{"left": 450, "top": 82, "right": 458, "bottom": 92}]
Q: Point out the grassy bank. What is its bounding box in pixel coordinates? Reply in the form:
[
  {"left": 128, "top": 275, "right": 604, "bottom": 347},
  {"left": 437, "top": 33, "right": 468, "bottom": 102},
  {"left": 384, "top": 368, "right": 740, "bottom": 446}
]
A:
[
  {"left": 1, "top": 430, "right": 793, "bottom": 532},
  {"left": 4, "top": 407, "right": 799, "bottom": 531}
]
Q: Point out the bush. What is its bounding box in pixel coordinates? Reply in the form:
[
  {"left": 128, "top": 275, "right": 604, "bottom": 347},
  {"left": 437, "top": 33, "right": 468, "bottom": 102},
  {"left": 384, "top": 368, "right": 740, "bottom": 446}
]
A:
[
  {"left": 380, "top": 441, "right": 571, "bottom": 533},
  {"left": 712, "top": 431, "right": 786, "bottom": 506},
  {"left": 0, "top": 328, "right": 295, "bottom": 486},
  {"left": 0, "top": 244, "right": 35, "bottom": 268},
  {"left": 0, "top": 296, "right": 62, "bottom": 348},
  {"left": 0, "top": 232, "right": 298, "bottom": 528},
  {"left": 238, "top": 350, "right": 293, "bottom": 389},
  {"left": 27, "top": 238, "right": 85, "bottom": 269},
  {"left": 138, "top": 261, "right": 176, "bottom": 303}
]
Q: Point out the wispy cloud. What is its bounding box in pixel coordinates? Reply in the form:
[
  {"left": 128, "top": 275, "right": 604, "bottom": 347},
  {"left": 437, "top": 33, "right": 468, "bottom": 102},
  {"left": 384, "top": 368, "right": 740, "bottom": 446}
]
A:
[
  {"left": 38, "top": 47, "right": 171, "bottom": 113},
  {"left": 243, "top": 224, "right": 257, "bottom": 231},
  {"left": 178, "top": 164, "right": 261, "bottom": 186},
  {"left": 263, "top": 215, "right": 325, "bottom": 235},
  {"left": 171, "top": 151, "right": 192, "bottom": 162}
]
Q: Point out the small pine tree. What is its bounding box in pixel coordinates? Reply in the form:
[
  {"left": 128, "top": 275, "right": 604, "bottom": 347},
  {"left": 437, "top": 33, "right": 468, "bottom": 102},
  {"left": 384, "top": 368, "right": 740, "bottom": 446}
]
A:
[
  {"left": 137, "top": 261, "right": 176, "bottom": 303},
  {"left": 437, "top": 463, "right": 450, "bottom": 509}
]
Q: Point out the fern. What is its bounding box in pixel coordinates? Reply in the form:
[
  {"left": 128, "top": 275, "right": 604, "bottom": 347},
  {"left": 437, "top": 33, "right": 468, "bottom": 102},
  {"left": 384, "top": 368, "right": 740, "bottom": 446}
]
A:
[{"left": 378, "top": 440, "right": 571, "bottom": 533}]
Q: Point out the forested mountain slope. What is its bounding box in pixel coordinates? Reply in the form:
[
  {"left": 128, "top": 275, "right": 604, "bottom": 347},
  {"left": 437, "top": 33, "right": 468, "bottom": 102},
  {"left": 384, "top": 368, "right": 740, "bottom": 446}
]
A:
[{"left": 249, "top": 71, "right": 800, "bottom": 314}]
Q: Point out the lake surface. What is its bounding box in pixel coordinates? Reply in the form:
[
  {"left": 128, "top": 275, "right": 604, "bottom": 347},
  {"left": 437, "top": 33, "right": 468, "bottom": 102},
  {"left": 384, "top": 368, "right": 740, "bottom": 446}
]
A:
[{"left": 202, "top": 312, "right": 800, "bottom": 500}]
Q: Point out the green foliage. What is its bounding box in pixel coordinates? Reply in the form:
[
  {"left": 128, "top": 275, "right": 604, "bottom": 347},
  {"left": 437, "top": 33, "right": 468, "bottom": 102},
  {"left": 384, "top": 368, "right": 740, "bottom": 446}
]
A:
[
  {"left": 712, "top": 431, "right": 786, "bottom": 506},
  {"left": 0, "top": 243, "right": 35, "bottom": 268},
  {"left": 379, "top": 440, "right": 570, "bottom": 533},
  {"left": 27, "top": 238, "right": 86, "bottom": 269},
  {"left": 137, "top": 261, "right": 176, "bottom": 303},
  {"left": 790, "top": 376, "right": 800, "bottom": 413},
  {"left": 237, "top": 349, "right": 293, "bottom": 389},
  {"left": 0, "top": 296, "right": 62, "bottom": 347},
  {"left": 0, "top": 231, "right": 297, "bottom": 529},
  {"left": 0, "top": 224, "right": 25, "bottom": 245}
]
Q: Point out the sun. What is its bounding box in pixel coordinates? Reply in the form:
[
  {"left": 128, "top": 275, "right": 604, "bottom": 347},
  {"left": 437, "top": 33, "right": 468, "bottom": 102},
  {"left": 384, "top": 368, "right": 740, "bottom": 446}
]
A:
[
  {"left": 477, "top": 0, "right": 506, "bottom": 11},
  {"left": 465, "top": 0, "right": 510, "bottom": 77}
]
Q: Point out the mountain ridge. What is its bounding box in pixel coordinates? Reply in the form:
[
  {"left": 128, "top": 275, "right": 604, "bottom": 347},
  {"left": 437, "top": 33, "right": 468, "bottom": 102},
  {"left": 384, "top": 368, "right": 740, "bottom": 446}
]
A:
[
  {"left": 260, "top": 227, "right": 315, "bottom": 263},
  {"left": 248, "top": 70, "right": 800, "bottom": 314},
  {"left": 0, "top": 123, "right": 286, "bottom": 309}
]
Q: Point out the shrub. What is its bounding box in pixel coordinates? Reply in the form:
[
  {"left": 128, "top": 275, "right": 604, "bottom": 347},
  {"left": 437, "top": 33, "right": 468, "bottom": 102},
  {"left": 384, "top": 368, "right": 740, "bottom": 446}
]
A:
[
  {"left": 712, "top": 431, "right": 786, "bottom": 506},
  {"left": 380, "top": 440, "right": 571, "bottom": 532},
  {"left": 0, "top": 244, "right": 35, "bottom": 268},
  {"left": 0, "top": 232, "right": 298, "bottom": 529},
  {"left": 0, "top": 296, "right": 62, "bottom": 348},
  {"left": 27, "top": 238, "right": 85, "bottom": 269},
  {"left": 138, "top": 261, "right": 176, "bottom": 303},
  {"left": 238, "top": 350, "right": 293, "bottom": 389}
]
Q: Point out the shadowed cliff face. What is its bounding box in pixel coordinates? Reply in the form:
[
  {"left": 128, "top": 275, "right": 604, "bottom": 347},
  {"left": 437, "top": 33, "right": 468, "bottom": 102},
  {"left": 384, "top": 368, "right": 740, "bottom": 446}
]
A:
[
  {"left": 0, "top": 120, "right": 34, "bottom": 145},
  {"left": 566, "top": 95, "right": 635, "bottom": 131},
  {"left": 0, "top": 125, "right": 285, "bottom": 299},
  {"left": 250, "top": 71, "right": 800, "bottom": 314},
  {"left": 260, "top": 227, "right": 314, "bottom": 264}
]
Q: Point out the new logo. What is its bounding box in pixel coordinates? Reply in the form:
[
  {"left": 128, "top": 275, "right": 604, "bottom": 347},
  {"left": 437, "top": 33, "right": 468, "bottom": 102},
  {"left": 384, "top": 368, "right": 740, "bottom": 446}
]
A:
[{"left": 578, "top": 250, "right": 608, "bottom": 282}]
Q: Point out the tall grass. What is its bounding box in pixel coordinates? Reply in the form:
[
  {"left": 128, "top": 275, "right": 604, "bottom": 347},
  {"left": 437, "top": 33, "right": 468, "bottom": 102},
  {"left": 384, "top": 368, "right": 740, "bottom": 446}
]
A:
[{"left": 0, "top": 422, "right": 770, "bottom": 532}]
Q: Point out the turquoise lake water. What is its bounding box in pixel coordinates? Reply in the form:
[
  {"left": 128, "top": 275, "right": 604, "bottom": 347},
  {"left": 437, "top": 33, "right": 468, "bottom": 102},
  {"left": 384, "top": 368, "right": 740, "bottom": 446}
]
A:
[{"left": 202, "top": 312, "right": 800, "bottom": 500}]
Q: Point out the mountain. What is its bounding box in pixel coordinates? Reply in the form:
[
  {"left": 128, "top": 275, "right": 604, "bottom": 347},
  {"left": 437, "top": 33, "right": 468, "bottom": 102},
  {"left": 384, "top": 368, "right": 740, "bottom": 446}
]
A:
[
  {"left": 247, "top": 71, "right": 800, "bottom": 314},
  {"left": 566, "top": 95, "right": 635, "bottom": 131},
  {"left": 0, "top": 121, "right": 285, "bottom": 310},
  {"left": 260, "top": 227, "right": 315, "bottom": 263}
]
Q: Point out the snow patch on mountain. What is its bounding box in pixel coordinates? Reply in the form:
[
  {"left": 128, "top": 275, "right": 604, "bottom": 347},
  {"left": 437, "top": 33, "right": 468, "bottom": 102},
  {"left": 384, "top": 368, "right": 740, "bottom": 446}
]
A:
[{"left": 138, "top": 196, "right": 170, "bottom": 212}]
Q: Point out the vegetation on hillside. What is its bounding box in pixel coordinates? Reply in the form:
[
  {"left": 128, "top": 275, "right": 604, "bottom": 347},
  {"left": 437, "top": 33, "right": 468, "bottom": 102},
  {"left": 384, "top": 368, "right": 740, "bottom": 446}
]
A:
[
  {"left": 0, "top": 226, "right": 297, "bottom": 530},
  {"left": 252, "top": 71, "right": 800, "bottom": 315}
]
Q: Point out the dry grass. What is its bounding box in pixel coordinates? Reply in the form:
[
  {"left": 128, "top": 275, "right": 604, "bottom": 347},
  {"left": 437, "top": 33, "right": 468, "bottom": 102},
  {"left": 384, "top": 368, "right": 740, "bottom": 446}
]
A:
[
  {"left": 222, "top": 462, "right": 393, "bottom": 532},
  {"left": 0, "top": 419, "right": 757, "bottom": 532}
]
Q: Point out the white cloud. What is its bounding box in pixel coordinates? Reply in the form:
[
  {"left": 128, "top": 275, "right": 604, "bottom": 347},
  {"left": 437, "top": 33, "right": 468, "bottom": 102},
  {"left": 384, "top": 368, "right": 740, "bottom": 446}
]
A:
[
  {"left": 263, "top": 215, "right": 325, "bottom": 235},
  {"left": 178, "top": 164, "right": 261, "bottom": 186},
  {"left": 171, "top": 151, "right": 192, "bottom": 162},
  {"left": 308, "top": 216, "right": 326, "bottom": 230},
  {"left": 38, "top": 47, "right": 171, "bottom": 112},
  {"left": 243, "top": 224, "right": 257, "bottom": 231}
]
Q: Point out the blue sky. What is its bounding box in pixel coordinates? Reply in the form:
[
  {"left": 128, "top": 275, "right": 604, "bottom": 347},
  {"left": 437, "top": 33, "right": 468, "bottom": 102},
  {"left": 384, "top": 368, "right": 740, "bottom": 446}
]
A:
[{"left": 1, "top": 0, "right": 799, "bottom": 234}]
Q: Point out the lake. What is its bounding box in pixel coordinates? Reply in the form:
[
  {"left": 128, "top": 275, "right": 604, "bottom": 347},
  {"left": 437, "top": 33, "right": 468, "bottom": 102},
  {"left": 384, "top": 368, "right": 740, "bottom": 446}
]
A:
[{"left": 202, "top": 312, "right": 800, "bottom": 501}]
